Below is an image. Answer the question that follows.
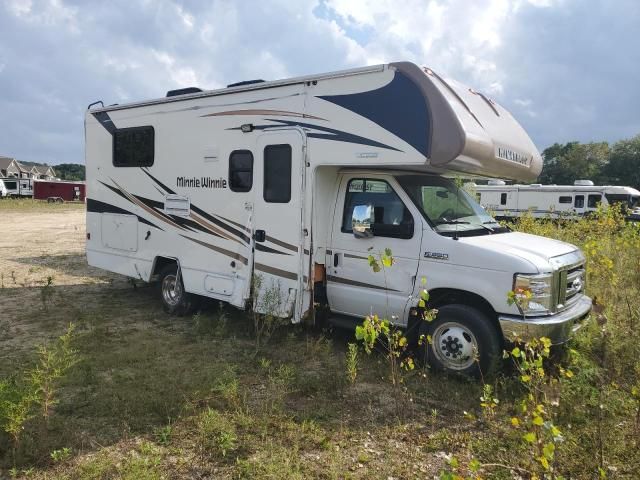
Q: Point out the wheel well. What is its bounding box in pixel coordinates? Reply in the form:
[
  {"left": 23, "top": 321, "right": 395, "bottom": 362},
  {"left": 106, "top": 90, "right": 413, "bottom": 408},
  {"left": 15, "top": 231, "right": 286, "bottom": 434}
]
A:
[
  {"left": 151, "top": 256, "right": 177, "bottom": 280},
  {"left": 427, "top": 288, "right": 502, "bottom": 339}
]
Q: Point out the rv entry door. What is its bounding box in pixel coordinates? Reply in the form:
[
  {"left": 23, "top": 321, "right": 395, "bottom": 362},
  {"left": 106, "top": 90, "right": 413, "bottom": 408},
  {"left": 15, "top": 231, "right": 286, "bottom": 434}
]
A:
[{"left": 252, "top": 130, "right": 307, "bottom": 322}]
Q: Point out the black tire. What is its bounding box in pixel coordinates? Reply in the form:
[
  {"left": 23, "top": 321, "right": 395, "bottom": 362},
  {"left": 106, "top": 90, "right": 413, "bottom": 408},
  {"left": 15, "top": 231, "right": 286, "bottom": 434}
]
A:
[
  {"left": 158, "top": 264, "right": 198, "bottom": 316},
  {"left": 418, "top": 304, "right": 501, "bottom": 378}
]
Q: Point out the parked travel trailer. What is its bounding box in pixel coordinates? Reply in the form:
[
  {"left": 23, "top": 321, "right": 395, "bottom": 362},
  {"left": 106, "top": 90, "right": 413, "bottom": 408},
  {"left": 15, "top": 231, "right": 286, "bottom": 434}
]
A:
[
  {"left": 474, "top": 180, "right": 640, "bottom": 220},
  {"left": 0, "top": 177, "right": 33, "bottom": 197},
  {"left": 85, "top": 62, "right": 591, "bottom": 375},
  {"left": 33, "top": 179, "right": 86, "bottom": 202}
]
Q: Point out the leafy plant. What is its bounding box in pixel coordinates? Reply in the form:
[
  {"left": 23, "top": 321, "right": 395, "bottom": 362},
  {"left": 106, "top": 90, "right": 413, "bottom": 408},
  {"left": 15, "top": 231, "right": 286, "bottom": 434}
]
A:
[
  {"left": 0, "top": 323, "right": 78, "bottom": 459},
  {"left": 196, "top": 408, "right": 237, "bottom": 458},
  {"left": 251, "top": 274, "right": 287, "bottom": 354},
  {"left": 50, "top": 447, "right": 72, "bottom": 463},
  {"left": 345, "top": 343, "right": 359, "bottom": 385}
]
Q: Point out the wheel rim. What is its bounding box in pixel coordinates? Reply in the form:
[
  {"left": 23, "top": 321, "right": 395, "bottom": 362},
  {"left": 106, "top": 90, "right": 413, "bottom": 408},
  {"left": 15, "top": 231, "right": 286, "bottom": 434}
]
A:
[
  {"left": 161, "top": 274, "right": 182, "bottom": 306},
  {"left": 432, "top": 322, "right": 479, "bottom": 370}
]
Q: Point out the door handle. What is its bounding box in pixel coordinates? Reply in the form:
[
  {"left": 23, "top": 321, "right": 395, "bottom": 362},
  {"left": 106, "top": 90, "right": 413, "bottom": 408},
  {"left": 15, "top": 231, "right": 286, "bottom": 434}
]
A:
[
  {"left": 333, "top": 253, "right": 340, "bottom": 267},
  {"left": 254, "top": 230, "right": 266, "bottom": 242}
]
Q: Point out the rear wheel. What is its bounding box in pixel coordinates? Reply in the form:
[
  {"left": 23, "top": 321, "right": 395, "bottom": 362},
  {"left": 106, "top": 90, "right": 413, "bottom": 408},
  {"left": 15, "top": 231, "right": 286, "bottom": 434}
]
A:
[
  {"left": 419, "top": 304, "right": 501, "bottom": 377},
  {"left": 158, "top": 264, "right": 198, "bottom": 316}
]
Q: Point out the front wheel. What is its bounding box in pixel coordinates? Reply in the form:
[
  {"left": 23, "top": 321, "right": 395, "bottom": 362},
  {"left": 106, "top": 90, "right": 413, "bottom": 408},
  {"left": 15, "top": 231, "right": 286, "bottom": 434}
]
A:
[
  {"left": 418, "top": 304, "right": 501, "bottom": 377},
  {"left": 158, "top": 264, "right": 198, "bottom": 316}
]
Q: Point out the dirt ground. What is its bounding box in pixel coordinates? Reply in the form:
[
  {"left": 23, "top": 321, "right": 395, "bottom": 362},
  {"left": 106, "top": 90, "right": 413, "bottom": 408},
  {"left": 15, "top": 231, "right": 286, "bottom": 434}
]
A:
[
  {"left": 1, "top": 203, "right": 474, "bottom": 478},
  {"left": 0, "top": 206, "right": 121, "bottom": 363}
]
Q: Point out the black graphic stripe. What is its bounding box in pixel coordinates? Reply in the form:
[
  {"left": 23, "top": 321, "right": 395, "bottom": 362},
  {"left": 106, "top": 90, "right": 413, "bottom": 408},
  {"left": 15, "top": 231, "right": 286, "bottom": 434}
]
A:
[
  {"left": 216, "top": 214, "right": 252, "bottom": 233},
  {"left": 86, "top": 198, "right": 163, "bottom": 230},
  {"left": 181, "top": 235, "right": 248, "bottom": 265},
  {"left": 141, "top": 168, "right": 176, "bottom": 195},
  {"left": 227, "top": 119, "right": 402, "bottom": 152},
  {"left": 99, "top": 180, "right": 128, "bottom": 200},
  {"left": 255, "top": 243, "right": 292, "bottom": 255},
  {"left": 319, "top": 72, "right": 426, "bottom": 155},
  {"left": 190, "top": 204, "right": 251, "bottom": 244},
  {"left": 255, "top": 263, "right": 297, "bottom": 281},
  {"left": 92, "top": 112, "right": 117, "bottom": 134},
  {"left": 265, "top": 235, "right": 298, "bottom": 253},
  {"left": 344, "top": 253, "right": 368, "bottom": 260},
  {"left": 326, "top": 275, "right": 399, "bottom": 292}
]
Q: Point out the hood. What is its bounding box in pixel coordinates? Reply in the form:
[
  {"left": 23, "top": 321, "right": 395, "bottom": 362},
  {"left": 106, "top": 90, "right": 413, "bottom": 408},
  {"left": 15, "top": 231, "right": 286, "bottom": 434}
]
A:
[{"left": 460, "top": 232, "right": 578, "bottom": 272}]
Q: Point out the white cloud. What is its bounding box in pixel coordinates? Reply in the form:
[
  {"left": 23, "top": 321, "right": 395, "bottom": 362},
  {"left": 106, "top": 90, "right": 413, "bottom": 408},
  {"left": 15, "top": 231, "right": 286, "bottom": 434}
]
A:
[
  {"left": 5, "top": 0, "right": 32, "bottom": 17},
  {"left": 0, "top": 0, "right": 637, "bottom": 164}
]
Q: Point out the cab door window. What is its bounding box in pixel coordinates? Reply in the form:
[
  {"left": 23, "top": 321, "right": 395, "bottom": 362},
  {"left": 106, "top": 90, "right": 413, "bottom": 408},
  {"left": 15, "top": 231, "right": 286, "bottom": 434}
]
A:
[{"left": 341, "top": 179, "right": 413, "bottom": 239}]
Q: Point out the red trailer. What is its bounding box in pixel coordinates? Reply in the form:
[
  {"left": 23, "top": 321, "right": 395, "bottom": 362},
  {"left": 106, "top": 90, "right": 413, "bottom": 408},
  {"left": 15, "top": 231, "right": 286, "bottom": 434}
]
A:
[{"left": 33, "top": 180, "right": 86, "bottom": 203}]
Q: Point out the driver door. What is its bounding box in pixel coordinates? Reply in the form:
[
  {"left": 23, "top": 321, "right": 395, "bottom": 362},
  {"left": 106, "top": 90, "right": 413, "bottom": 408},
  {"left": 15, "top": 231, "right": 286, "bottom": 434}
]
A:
[{"left": 326, "top": 175, "right": 422, "bottom": 324}]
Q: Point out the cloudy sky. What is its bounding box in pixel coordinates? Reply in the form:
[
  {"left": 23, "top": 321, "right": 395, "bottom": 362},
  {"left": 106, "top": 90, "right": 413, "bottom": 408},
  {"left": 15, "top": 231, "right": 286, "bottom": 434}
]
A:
[{"left": 0, "top": 0, "right": 638, "bottom": 165}]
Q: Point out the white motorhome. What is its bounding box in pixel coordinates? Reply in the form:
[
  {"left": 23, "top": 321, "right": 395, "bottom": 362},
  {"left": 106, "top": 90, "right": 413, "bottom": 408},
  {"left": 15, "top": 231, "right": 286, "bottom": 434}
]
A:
[
  {"left": 85, "top": 62, "right": 591, "bottom": 375},
  {"left": 475, "top": 180, "right": 640, "bottom": 220},
  {"left": 0, "top": 177, "right": 33, "bottom": 197}
]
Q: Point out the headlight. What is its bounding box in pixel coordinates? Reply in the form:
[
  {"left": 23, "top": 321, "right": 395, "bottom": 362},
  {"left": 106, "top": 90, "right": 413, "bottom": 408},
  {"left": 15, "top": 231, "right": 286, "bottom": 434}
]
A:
[{"left": 513, "top": 273, "right": 554, "bottom": 314}]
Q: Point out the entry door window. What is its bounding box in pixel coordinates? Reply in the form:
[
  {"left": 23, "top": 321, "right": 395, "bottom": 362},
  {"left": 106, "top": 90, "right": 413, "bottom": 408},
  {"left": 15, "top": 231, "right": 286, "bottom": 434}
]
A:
[
  {"left": 341, "top": 179, "right": 413, "bottom": 238},
  {"left": 263, "top": 144, "right": 291, "bottom": 203},
  {"left": 574, "top": 195, "right": 584, "bottom": 208}
]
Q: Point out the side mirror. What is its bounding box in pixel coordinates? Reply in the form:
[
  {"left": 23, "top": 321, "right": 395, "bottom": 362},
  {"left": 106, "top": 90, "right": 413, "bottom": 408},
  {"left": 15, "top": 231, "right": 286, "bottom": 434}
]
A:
[{"left": 352, "top": 204, "right": 374, "bottom": 238}]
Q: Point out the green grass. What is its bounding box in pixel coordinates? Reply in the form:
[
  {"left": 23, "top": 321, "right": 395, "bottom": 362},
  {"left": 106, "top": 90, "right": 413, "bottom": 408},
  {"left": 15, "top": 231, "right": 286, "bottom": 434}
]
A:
[
  {"left": 1, "top": 206, "right": 639, "bottom": 479},
  {"left": 0, "top": 198, "right": 85, "bottom": 211}
]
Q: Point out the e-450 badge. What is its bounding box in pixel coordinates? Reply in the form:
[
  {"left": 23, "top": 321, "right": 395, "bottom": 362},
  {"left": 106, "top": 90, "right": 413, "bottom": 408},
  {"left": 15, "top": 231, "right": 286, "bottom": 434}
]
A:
[{"left": 424, "top": 252, "right": 449, "bottom": 261}]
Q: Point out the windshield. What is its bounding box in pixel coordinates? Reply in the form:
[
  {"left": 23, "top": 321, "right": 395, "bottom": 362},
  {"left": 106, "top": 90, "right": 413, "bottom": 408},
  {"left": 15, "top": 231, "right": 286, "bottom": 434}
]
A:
[
  {"left": 396, "top": 175, "right": 508, "bottom": 237},
  {"left": 606, "top": 194, "right": 639, "bottom": 210}
]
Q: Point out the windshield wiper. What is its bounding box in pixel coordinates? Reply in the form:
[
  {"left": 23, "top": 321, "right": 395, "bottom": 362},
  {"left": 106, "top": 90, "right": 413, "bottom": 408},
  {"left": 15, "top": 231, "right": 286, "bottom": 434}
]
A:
[{"left": 435, "top": 219, "right": 470, "bottom": 225}]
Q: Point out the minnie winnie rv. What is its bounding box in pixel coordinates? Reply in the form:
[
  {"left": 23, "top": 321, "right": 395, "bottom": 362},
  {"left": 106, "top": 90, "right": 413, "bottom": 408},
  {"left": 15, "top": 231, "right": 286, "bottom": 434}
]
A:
[{"left": 85, "top": 62, "right": 591, "bottom": 375}]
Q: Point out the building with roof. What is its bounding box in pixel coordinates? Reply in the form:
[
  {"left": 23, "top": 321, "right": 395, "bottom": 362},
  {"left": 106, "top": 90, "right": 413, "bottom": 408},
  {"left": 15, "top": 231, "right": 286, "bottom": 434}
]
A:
[
  {"left": 0, "top": 156, "right": 21, "bottom": 177},
  {"left": 31, "top": 165, "right": 57, "bottom": 180},
  {"left": 0, "top": 156, "right": 58, "bottom": 180}
]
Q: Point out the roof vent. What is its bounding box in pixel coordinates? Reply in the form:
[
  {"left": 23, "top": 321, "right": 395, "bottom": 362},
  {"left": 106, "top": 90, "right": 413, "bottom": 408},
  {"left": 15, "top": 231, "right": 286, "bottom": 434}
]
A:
[
  {"left": 574, "top": 179, "right": 594, "bottom": 186},
  {"left": 487, "top": 179, "right": 506, "bottom": 186},
  {"left": 227, "top": 79, "right": 265, "bottom": 88},
  {"left": 166, "top": 87, "right": 203, "bottom": 97}
]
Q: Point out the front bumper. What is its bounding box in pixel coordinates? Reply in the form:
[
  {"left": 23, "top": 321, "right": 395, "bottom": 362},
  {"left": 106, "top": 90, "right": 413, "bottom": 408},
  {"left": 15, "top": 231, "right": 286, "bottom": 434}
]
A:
[{"left": 498, "top": 295, "right": 592, "bottom": 344}]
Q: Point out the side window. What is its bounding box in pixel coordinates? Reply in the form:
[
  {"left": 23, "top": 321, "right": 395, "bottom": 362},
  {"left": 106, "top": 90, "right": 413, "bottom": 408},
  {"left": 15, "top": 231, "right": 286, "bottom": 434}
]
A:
[
  {"left": 559, "top": 196, "right": 572, "bottom": 204},
  {"left": 588, "top": 194, "right": 601, "bottom": 208},
  {"left": 113, "top": 126, "right": 154, "bottom": 167},
  {"left": 228, "top": 150, "right": 253, "bottom": 192},
  {"left": 341, "top": 178, "right": 413, "bottom": 238},
  {"left": 264, "top": 144, "right": 291, "bottom": 203},
  {"left": 574, "top": 195, "right": 584, "bottom": 208},
  {"left": 500, "top": 193, "right": 507, "bottom": 205}
]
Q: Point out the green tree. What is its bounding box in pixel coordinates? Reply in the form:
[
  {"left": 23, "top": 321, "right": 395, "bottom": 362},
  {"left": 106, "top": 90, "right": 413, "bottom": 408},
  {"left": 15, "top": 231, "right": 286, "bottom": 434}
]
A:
[
  {"left": 603, "top": 134, "right": 640, "bottom": 189},
  {"left": 539, "top": 141, "right": 609, "bottom": 185},
  {"left": 54, "top": 163, "right": 85, "bottom": 181}
]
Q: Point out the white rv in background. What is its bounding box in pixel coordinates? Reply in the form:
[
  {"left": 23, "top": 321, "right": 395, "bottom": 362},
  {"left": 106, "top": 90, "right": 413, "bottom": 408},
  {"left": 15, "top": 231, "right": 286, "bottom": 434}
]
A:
[
  {"left": 0, "top": 177, "right": 33, "bottom": 197},
  {"left": 85, "top": 61, "right": 591, "bottom": 376},
  {"left": 475, "top": 180, "right": 640, "bottom": 221}
]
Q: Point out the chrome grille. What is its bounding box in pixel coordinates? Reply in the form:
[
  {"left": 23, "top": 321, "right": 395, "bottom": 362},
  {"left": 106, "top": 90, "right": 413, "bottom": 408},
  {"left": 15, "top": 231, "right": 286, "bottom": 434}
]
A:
[{"left": 557, "top": 264, "right": 585, "bottom": 309}]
